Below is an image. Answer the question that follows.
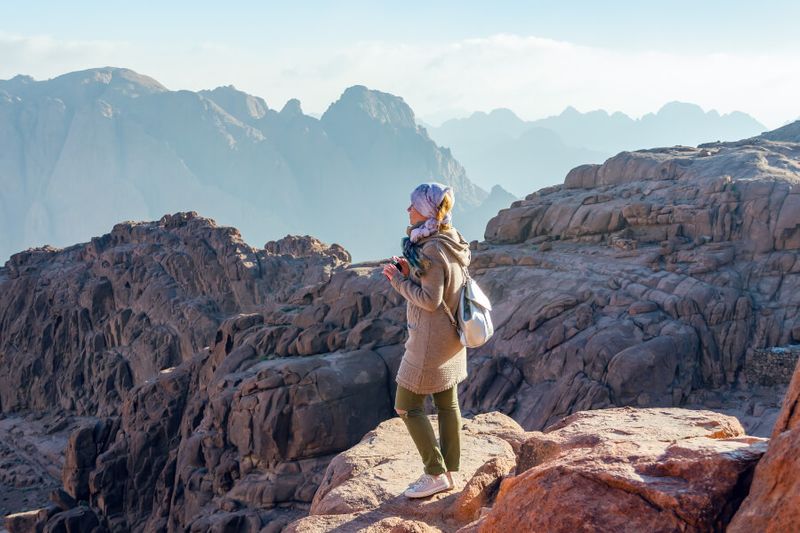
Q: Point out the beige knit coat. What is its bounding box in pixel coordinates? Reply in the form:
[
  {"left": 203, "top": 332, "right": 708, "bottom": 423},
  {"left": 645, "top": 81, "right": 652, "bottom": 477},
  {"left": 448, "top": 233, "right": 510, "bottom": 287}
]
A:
[{"left": 389, "top": 226, "right": 471, "bottom": 394}]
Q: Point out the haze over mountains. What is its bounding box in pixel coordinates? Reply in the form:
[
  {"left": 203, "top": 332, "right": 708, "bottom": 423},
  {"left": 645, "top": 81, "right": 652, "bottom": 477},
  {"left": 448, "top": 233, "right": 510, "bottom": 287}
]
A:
[
  {"left": 0, "top": 66, "right": 770, "bottom": 265},
  {"left": 0, "top": 67, "right": 515, "bottom": 265},
  {"left": 427, "top": 103, "right": 766, "bottom": 196}
]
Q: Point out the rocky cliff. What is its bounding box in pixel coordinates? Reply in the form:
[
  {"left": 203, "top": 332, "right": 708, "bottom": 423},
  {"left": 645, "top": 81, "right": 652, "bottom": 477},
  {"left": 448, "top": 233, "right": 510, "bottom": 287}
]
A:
[
  {"left": 0, "top": 212, "right": 349, "bottom": 417},
  {"left": 3, "top": 123, "right": 800, "bottom": 530}
]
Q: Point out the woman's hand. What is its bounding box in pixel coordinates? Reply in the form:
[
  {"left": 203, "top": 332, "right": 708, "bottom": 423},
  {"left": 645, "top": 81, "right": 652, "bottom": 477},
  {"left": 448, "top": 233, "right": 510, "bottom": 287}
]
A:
[
  {"left": 383, "top": 256, "right": 409, "bottom": 281},
  {"left": 391, "top": 256, "right": 410, "bottom": 276},
  {"left": 383, "top": 262, "right": 400, "bottom": 281}
]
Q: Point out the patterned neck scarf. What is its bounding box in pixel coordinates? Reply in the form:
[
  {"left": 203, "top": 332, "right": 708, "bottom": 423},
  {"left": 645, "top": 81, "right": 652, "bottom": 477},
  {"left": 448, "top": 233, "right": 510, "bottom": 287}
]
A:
[{"left": 402, "top": 221, "right": 429, "bottom": 272}]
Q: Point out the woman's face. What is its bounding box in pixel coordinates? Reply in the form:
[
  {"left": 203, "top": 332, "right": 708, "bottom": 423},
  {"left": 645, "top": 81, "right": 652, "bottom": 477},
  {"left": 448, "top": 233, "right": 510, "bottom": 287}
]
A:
[{"left": 407, "top": 203, "right": 427, "bottom": 224}]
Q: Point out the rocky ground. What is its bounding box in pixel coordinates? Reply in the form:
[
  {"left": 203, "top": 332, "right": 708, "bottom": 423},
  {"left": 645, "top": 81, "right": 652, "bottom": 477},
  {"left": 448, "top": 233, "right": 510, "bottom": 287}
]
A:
[
  {"left": 285, "top": 407, "right": 768, "bottom": 532},
  {"left": 0, "top": 414, "right": 92, "bottom": 519},
  {"left": 2, "top": 124, "right": 800, "bottom": 530}
]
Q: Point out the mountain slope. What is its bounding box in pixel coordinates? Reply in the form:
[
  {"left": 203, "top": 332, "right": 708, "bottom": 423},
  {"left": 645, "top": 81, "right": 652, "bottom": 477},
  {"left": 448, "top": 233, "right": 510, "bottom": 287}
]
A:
[{"left": 0, "top": 67, "right": 509, "bottom": 265}]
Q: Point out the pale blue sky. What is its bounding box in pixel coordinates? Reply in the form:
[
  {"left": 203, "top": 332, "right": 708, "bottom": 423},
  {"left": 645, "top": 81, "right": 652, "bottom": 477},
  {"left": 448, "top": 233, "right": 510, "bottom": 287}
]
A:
[{"left": 3, "top": 1, "right": 799, "bottom": 127}]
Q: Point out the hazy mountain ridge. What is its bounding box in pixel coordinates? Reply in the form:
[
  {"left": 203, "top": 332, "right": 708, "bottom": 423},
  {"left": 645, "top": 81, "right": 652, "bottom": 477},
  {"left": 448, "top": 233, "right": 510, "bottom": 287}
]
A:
[
  {"left": 427, "top": 103, "right": 766, "bottom": 196},
  {"left": 0, "top": 67, "right": 510, "bottom": 266}
]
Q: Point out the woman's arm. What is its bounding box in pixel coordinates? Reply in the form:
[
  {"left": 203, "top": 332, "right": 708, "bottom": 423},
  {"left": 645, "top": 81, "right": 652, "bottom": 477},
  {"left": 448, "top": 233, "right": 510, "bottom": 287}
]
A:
[{"left": 389, "top": 245, "right": 446, "bottom": 312}]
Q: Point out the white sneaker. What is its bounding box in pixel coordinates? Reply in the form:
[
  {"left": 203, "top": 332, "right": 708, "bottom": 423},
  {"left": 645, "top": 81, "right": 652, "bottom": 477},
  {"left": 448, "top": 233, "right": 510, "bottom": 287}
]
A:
[{"left": 403, "top": 472, "right": 452, "bottom": 498}]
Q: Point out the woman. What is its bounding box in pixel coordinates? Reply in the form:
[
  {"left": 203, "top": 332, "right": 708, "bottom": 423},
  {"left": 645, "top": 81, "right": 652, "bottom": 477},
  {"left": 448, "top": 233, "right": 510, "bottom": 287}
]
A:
[{"left": 382, "top": 181, "right": 471, "bottom": 499}]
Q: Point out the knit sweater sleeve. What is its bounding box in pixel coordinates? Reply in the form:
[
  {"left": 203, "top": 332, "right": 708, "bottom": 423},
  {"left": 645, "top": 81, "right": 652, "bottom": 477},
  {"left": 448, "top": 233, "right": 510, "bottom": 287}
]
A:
[{"left": 389, "top": 244, "right": 446, "bottom": 312}]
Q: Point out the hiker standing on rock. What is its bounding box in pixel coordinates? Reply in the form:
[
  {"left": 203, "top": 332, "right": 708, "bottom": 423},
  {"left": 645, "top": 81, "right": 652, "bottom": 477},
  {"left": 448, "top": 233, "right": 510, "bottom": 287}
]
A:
[{"left": 382, "top": 182, "right": 472, "bottom": 498}]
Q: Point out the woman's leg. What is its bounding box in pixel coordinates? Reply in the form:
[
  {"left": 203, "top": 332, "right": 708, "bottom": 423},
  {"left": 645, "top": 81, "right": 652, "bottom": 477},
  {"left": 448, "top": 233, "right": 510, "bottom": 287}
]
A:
[
  {"left": 432, "top": 384, "right": 461, "bottom": 472},
  {"left": 395, "top": 384, "right": 447, "bottom": 476}
]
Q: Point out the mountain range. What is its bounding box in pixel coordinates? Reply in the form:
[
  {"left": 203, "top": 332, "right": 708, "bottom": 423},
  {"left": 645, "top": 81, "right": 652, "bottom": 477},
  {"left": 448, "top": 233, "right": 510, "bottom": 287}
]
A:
[
  {"left": 426, "top": 103, "right": 766, "bottom": 196},
  {"left": 0, "top": 67, "right": 516, "bottom": 265},
  {"left": 0, "top": 67, "right": 774, "bottom": 265}
]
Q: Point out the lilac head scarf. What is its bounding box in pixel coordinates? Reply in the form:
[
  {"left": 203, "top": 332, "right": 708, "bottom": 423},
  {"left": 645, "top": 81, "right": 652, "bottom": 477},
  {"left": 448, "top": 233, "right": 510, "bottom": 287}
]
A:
[{"left": 408, "top": 182, "right": 454, "bottom": 243}]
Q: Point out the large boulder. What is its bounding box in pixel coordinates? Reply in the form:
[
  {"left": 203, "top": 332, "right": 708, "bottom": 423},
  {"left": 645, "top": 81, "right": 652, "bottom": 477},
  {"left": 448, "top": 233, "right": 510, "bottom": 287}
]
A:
[{"left": 476, "top": 407, "right": 766, "bottom": 532}]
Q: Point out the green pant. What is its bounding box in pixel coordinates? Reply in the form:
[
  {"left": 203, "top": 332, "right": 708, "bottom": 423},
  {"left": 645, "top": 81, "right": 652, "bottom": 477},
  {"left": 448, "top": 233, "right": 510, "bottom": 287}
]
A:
[{"left": 394, "top": 383, "right": 461, "bottom": 476}]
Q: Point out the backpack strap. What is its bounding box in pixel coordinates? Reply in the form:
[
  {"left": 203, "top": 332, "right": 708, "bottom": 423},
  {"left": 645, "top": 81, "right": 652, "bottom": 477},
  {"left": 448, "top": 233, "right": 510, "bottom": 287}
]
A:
[
  {"left": 441, "top": 299, "right": 460, "bottom": 332},
  {"left": 432, "top": 240, "right": 467, "bottom": 333}
]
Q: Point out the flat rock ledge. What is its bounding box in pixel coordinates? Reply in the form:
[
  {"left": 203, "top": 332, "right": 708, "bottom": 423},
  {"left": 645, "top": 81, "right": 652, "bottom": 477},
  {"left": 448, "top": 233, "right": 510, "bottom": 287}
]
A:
[{"left": 284, "top": 412, "right": 523, "bottom": 533}]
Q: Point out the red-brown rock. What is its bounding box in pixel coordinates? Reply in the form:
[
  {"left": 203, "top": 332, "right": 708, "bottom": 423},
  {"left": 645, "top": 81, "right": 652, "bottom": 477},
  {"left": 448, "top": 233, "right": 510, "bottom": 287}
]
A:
[
  {"left": 728, "top": 359, "right": 800, "bottom": 532},
  {"left": 478, "top": 407, "right": 766, "bottom": 532},
  {"left": 285, "top": 412, "right": 523, "bottom": 533}
]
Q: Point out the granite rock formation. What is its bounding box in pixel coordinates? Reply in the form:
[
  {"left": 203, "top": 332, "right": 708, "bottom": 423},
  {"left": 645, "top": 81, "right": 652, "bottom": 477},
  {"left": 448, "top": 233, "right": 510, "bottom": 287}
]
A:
[
  {"left": 0, "top": 414, "right": 90, "bottom": 520},
  {"left": 0, "top": 211, "right": 348, "bottom": 418},
  {"left": 3, "top": 122, "right": 800, "bottom": 530},
  {"left": 472, "top": 136, "right": 800, "bottom": 435},
  {"left": 281, "top": 408, "right": 765, "bottom": 533}
]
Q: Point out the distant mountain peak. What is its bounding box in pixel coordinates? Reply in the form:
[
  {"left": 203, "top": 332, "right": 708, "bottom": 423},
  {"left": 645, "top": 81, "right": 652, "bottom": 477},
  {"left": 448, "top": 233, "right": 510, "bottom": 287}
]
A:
[
  {"left": 489, "top": 108, "right": 519, "bottom": 119},
  {"left": 61, "top": 66, "right": 166, "bottom": 90},
  {"left": 280, "top": 98, "right": 303, "bottom": 117},
  {"left": 201, "top": 85, "right": 269, "bottom": 121},
  {"left": 560, "top": 105, "right": 581, "bottom": 117},
  {"left": 10, "top": 74, "right": 34, "bottom": 84},
  {"left": 656, "top": 101, "right": 705, "bottom": 116},
  {"left": 322, "top": 85, "right": 416, "bottom": 129}
]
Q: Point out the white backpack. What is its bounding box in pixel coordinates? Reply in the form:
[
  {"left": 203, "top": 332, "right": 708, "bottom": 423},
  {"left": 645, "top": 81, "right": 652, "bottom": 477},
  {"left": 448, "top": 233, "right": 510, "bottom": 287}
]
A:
[{"left": 440, "top": 258, "right": 494, "bottom": 348}]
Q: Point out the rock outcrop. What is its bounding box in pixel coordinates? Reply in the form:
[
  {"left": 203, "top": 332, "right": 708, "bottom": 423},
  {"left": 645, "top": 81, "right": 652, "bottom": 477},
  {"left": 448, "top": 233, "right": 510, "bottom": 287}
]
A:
[
  {"left": 280, "top": 408, "right": 766, "bottom": 533},
  {"left": 471, "top": 138, "right": 800, "bottom": 435},
  {"left": 0, "top": 211, "right": 348, "bottom": 417},
  {"left": 728, "top": 357, "right": 800, "bottom": 532},
  {"left": 0, "top": 414, "right": 89, "bottom": 520}
]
